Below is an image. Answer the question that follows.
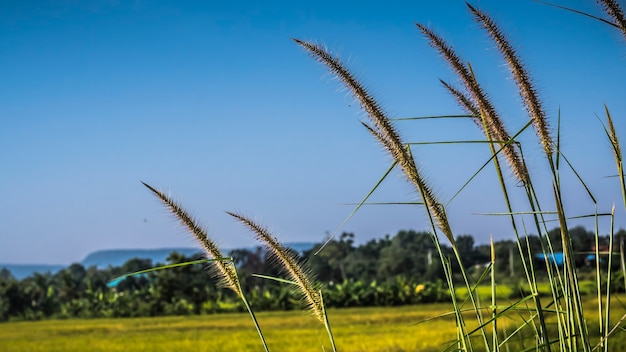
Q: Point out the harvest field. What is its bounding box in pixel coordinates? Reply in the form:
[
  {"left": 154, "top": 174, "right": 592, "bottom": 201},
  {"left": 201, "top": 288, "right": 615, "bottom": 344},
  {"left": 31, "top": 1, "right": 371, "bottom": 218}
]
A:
[
  {"left": 3, "top": 304, "right": 454, "bottom": 352},
  {"left": 3, "top": 297, "right": 626, "bottom": 352}
]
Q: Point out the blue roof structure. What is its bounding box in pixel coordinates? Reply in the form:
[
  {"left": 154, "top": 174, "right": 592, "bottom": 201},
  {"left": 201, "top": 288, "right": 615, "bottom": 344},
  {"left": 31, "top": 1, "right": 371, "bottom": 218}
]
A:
[{"left": 535, "top": 252, "right": 564, "bottom": 266}]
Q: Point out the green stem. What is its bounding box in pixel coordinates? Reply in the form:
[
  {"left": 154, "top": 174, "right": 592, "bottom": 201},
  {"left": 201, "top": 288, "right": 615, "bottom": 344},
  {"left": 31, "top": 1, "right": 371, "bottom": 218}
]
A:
[
  {"left": 235, "top": 267, "right": 270, "bottom": 352},
  {"left": 320, "top": 290, "right": 337, "bottom": 352}
]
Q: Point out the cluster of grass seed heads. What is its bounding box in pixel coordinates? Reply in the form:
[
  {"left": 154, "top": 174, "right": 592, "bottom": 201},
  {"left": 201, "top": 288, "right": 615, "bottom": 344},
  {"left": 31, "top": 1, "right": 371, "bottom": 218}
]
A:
[
  {"left": 293, "top": 38, "right": 455, "bottom": 244},
  {"left": 467, "top": 3, "right": 554, "bottom": 159},
  {"left": 416, "top": 23, "right": 529, "bottom": 186}
]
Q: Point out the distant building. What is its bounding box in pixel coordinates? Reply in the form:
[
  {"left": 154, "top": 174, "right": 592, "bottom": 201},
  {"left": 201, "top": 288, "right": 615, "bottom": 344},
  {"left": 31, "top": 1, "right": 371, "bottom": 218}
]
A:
[{"left": 536, "top": 252, "right": 564, "bottom": 266}]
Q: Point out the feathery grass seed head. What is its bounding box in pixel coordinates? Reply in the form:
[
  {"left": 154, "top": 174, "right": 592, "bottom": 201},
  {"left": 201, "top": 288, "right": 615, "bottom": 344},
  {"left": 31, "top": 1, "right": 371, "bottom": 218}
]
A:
[
  {"left": 292, "top": 39, "right": 407, "bottom": 163},
  {"left": 226, "top": 211, "right": 325, "bottom": 322},
  {"left": 598, "top": 0, "right": 626, "bottom": 39},
  {"left": 141, "top": 182, "right": 241, "bottom": 296},
  {"left": 417, "top": 24, "right": 529, "bottom": 185},
  {"left": 467, "top": 2, "right": 554, "bottom": 157},
  {"left": 439, "top": 79, "right": 481, "bottom": 127},
  {"left": 606, "top": 106, "right": 622, "bottom": 164},
  {"left": 294, "top": 38, "right": 455, "bottom": 243}
]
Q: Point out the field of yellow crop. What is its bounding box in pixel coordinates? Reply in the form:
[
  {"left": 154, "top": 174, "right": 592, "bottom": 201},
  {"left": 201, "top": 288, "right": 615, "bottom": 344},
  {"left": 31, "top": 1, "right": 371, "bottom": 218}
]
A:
[
  {"left": 0, "top": 303, "right": 463, "bottom": 352},
  {"left": 2, "top": 298, "right": 626, "bottom": 352}
]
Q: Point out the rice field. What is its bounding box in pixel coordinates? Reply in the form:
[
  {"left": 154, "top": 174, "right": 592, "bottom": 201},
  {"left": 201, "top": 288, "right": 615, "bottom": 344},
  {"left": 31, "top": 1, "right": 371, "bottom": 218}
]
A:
[
  {"left": 3, "top": 297, "right": 626, "bottom": 352},
  {"left": 1, "top": 304, "right": 459, "bottom": 352}
]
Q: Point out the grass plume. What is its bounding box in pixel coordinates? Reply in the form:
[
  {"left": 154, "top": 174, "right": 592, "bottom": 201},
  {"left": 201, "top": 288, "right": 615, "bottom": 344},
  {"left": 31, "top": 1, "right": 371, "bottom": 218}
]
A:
[
  {"left": 142, "top": 182, "right": 270, "bottom": 351},
  {"left": 293, "top": 38, "right": 454, "bottom": 244},
  {"left": 599, "top": 0, "right": 626, "bottom": 39},
  {"left": 439, "top": 80, "right": 481, "bottom": 126},
  {"left": 226, "top": 211, "right": 324, "bottom": 322},
  {"left": 606, "top": 106, "right": 623, "bottom": 171},
  {"left": 466, "top": 2, "right": 554, "bottom": 159},
  {"left": 293, "top": 36, "right": 507, "bottom": 350},
  {"left": 604, "top": 105, "right": 626, "bottom": 209},
  {"left": 416, "top": 23, "right": 529, "bottom": 185},
  {"left": 141, "top": 182, "right": 241, "bottom": 296}
]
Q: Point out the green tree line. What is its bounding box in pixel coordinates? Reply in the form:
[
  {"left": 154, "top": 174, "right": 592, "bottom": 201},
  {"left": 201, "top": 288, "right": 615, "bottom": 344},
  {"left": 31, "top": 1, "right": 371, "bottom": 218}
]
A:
[{"left": 1, "top": 227, "right": 622, "bottom": 321}]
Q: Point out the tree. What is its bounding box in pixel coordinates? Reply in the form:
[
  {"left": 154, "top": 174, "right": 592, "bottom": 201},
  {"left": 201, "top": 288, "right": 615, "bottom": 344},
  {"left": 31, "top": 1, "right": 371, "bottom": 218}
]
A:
[
  {"left": 152, "top": 252, "right": 214, "bottom": 315},
  {"left": 55, "top": 263, "right": 87, "bottom": 304},
  {"left": 305, "top": 232, "right": 355, "bottom": 284},
  {"left": 377, "top": 230, "right": 437, "bottom": 281},
  {"left": 115, "top": 258, "right": 153, "bottom": 292},
  {"left": 344, "top": 236, "right": 391, "bottom": 282}
]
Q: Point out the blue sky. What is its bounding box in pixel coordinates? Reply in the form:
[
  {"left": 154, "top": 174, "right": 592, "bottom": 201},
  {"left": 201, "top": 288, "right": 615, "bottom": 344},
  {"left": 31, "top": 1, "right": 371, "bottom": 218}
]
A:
[{"left": 1, "top": 0, "right": 625, "bottom": 265}]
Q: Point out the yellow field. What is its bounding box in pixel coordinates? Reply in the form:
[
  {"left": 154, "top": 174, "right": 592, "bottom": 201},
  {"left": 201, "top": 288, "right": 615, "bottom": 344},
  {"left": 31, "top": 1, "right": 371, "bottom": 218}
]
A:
[
  {"left": 0, "top": 304, "right": 459, "bottom": 352},
  {"left": 2, "top": 299, "right": 626, "bottom": 352}
]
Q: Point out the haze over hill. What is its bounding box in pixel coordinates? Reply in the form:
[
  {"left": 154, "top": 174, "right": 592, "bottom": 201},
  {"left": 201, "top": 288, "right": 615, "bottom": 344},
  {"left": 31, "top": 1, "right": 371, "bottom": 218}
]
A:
[{"left": 0, "top": 242, "right": 315, "bottom": 280}]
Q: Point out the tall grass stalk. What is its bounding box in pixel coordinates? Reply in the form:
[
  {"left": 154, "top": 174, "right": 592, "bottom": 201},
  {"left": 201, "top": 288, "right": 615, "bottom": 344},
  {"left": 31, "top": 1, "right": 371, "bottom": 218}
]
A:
[
  {"left": 595, "top": 208, "right": 604, "bottom": 349},
  {"left": 226, "top": 211, "right": 336, "bottom": 351},
  {"left": 412, "top": 33, "right": 553, "bottom": 347},
  {"left": 417, "top": 21, "right": 552, "bottom": 349},
  {"left": 467, "top": 3, "right": 553, "bottom": 160},
  {"left": 603, "top": 106, "right": 626, "bottom": 209},
  {"left": 293, "top": 37, "right": 491, "bottom": 350},
  {"left": 464, "top": 16, "right": 585, "bottom": 344},
  {"left": 603, "top": 206, "right": 616, "bottom": 352},
  {"left": 490, "top": 236, "right": 498, "bottom": 351},
  {"left": 141, "top": 182, "right": 269, "bottom": 352},
  {"left": 415, "top": 24, "right": 529, "bottom": 187}
]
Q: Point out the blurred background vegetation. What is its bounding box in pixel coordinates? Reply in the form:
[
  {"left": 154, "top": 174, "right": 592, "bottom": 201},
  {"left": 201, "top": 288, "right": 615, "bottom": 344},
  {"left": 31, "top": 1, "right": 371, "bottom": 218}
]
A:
[{"left": 1, "top": 225, "right": 624, "bottom": 322}]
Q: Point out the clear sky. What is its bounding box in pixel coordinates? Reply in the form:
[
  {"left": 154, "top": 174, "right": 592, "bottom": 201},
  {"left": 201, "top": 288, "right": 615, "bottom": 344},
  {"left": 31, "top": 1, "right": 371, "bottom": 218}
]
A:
[{"left": 1, "top": 0, "right": 625, "bottom": 265}]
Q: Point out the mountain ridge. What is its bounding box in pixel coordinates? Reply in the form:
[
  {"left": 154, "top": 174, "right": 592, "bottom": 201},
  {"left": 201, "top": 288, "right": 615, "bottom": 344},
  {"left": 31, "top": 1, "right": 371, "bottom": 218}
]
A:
[{"left": 0, "top": 242, "right": 316, "bottom": 280}]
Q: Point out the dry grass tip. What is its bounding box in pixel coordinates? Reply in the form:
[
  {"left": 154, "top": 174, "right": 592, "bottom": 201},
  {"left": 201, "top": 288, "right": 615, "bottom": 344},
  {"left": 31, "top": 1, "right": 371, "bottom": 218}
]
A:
[
  {"left": 141, "top": 182, "right": 241, "bottom": 296},
  {"left": 416, "top": 24, "right": 529, "bottom": 185},
  {"left": 226, "top": 211, "right": 325, "bottom": 322},
  {"left": 599, "top": 0, "right": 626, "bottom": 39},
  {"left": 467, "top": 2, "right": 554, "bottom": 158},
  {"left": 293, "top": 38, "right": 455, "bottom": 244}
]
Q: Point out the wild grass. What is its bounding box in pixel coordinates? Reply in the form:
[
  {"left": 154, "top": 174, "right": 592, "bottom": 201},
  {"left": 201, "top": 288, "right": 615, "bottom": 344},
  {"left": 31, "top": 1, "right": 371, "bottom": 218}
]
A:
[
  {"left": 134, "top": 1, "right": 626, "bottom": 351},
  {"left": 141, "top": 182, "right": 269, "bottom": 351},
  {"left": 226, "top": 212, "right": 337, "bottom": 350}
]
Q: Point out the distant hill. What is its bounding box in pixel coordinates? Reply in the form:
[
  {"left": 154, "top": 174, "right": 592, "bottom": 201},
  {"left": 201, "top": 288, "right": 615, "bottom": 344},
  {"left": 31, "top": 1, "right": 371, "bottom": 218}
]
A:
[
  {"left": 81, "top": 248, "right": 203, "bottom": 268},
  {"left": 0, "top": 242, "right": 316, "bottom": 280}
]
